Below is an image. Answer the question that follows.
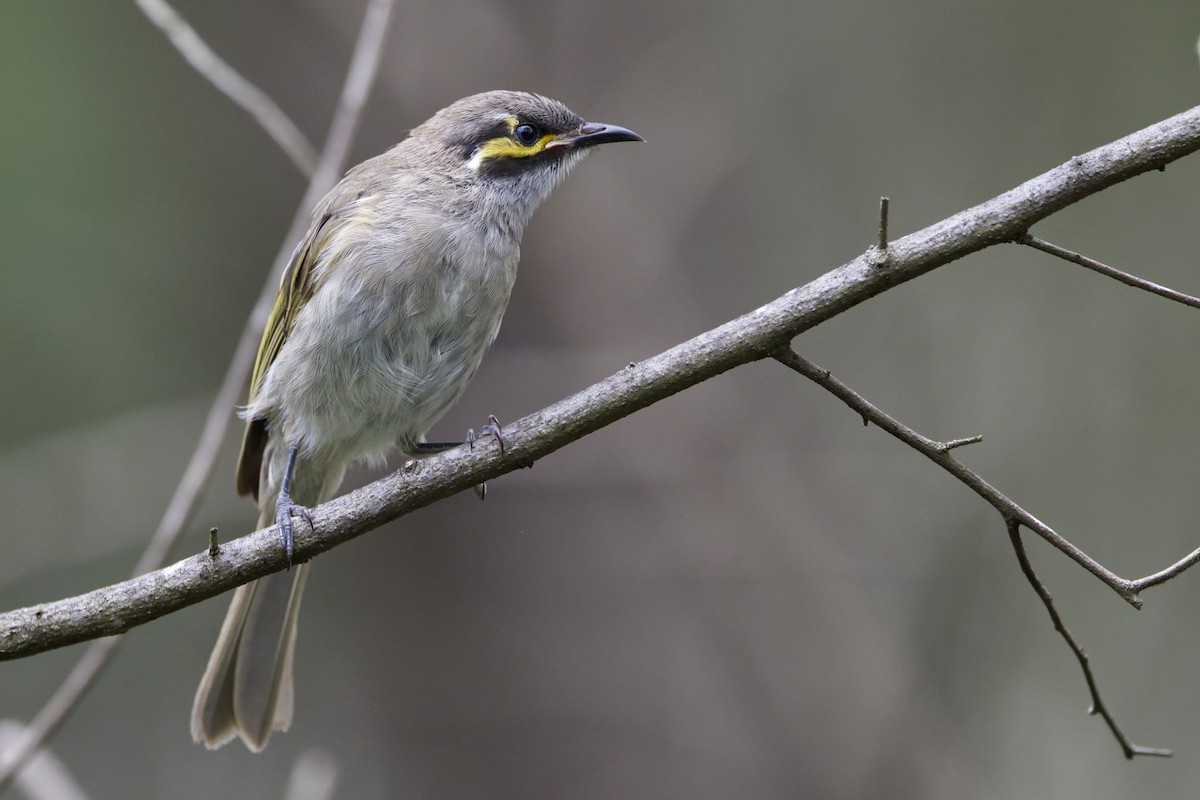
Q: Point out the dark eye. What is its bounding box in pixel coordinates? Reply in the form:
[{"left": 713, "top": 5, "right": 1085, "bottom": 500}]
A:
[{"left": 513, "top": 123, "right": 540, "bottom": 146}]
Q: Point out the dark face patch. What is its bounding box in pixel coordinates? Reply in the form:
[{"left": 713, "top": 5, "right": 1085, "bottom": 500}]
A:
[
  {"left": 453, "top": 95, "right": 586, "bottom": 173},
  {"left": 454, "top": 118, "right": 512, "bottom": 161},
  {"left": 476, "top": 145, "right": 575, "bottom": 178}
]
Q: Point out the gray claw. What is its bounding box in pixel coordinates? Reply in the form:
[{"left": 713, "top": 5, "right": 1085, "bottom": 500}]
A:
[
  {"left": 275, "top": 492, "right": 312, "bottom": 568},
  {"left": 480, "top": 415, "right": 505, "bottom": 454}
]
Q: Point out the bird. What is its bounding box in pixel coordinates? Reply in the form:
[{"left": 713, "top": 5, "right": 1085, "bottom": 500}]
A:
[{"left": 190, "top": 90, "right": 642, "bottom": 751}]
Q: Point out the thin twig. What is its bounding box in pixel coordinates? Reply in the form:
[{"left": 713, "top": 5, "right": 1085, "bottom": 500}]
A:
[
  {"left": 1004, "top": 233, "right": 1200, "bottom": 595},
  {"left": 771, "top": 348, "right": 1145, "bottom": 607},
  {"left": 133, "top": 0, "right": 319, "bottom": 177},
  {"left": 1129, "top": 544, "right": 1200, "bottom": 592},
  {"left": 1005, "top": 521, "right": 1171, "bottom": 759},
  {"left": 772, "top": 346, "right": 1170, "bottom": 757},
  {"left": 1017, "top": 233, "right": 1200, "bottom": 309},
  {"left": 0, "top": 0, "right": 394, "bottom": 788}
]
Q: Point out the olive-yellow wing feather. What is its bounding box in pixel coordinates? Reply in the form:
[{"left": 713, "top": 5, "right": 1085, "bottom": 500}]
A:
[{"left": 235, "top": 212, "right": 334, "bottom": 499}]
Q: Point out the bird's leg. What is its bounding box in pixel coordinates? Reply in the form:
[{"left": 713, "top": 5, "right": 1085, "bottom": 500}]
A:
[
  {"left": 413, "top": 416, "right": 504, "bottom": 501},
  {"left": 275, "top": 444, "right": 313, "bottom": 567},
  {"left": 414, "top": 415, "right": 505, "bottom": 454},
  {"left": 412, "top": 441, "right": 460, "bottom": 453}
]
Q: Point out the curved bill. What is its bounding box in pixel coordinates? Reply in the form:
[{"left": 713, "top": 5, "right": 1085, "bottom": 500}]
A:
[{"left": 546, "top": 122, "right": 645, "bottom": 150}]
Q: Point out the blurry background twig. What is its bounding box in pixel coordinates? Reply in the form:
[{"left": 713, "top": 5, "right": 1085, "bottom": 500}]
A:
[
  {"left": 0, "top": 0, "right": 394, "bottom": 789},
  {"left": 132, "top": 0, "right": 319, "bottom": 177}
]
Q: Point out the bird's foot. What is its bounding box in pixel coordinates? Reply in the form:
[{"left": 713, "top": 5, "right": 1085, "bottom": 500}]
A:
[
  {"left": 413, "top": 416, "right": 503, "bottom": 501},
  {"left": 468, "top": 415, "right": 503, "bottom": 501},
  {"left": 275, "top": 488, "right": 313, "bottom": 568},
  {"left": 467, "top": 415, "right": 505, "bottom": 454}
]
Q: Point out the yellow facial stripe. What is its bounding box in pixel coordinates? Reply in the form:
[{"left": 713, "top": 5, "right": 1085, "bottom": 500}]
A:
[
  {"left": 475, "top": 133, "right": 557, "bottom": 161},
  {"left": 468, "top": 116, "right": 558, "bottom": 169}
]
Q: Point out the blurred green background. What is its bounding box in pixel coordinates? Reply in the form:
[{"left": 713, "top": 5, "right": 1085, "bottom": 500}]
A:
[{"left": 3, "top": 0, "right": 1200, "bottom": 797}]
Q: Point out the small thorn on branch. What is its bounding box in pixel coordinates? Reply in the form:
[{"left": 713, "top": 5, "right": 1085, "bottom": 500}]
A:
[
  {"left": 208, "top": 528, "right": 220, "bottom": 558},
  {"left": 936, "top": 435, "right": 983, "bottom": 453},
  {"left": 878, "top": 197, "right": 890, "bottom": 249},
  {"left": 870, "top": 196, "right": 891, "bottom": 266}
]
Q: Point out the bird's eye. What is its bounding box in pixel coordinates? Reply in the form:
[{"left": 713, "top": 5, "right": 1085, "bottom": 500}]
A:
[{"left": 513, "top": 123, "right": 540, "bottom": 147}]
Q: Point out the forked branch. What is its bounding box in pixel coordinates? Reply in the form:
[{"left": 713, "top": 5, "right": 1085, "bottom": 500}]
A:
[
  {"left": 773, "top": 349, "right": 1154, "bottom": 603},
  {"left": 772, "top": 346, "right": 1179, "bottom": 757}
]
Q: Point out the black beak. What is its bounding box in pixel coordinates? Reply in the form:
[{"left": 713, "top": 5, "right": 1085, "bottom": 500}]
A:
[{"left": 546, "top": 121, "right": 644, "bottom": 150}]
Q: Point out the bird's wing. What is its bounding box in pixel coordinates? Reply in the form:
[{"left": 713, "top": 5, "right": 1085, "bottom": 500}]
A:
[{"left": 235, "top": 210, "right": 335, "bottom": 499}]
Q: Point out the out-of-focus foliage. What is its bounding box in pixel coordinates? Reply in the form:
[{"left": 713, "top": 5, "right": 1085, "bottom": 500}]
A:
[{"left": 2, "top": 1, "right": 1199, "bottom": 797}]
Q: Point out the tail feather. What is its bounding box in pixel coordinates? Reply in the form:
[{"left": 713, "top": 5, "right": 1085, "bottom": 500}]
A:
[{"left": 191, "top": 510, "right": 311, "bottom": 752}]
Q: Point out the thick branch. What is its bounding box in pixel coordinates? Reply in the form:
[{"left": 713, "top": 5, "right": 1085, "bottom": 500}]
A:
[{"left": 3, "top": 105, "right": 1200, "bottom": 659}]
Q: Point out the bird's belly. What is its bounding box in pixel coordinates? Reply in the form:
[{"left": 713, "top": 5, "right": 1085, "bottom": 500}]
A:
[
  {"left": 266, "top": 284, "right": 508, "bottom": 466},
  {"left": 351, "top": 319, "right": 499, "bottom": 450}
]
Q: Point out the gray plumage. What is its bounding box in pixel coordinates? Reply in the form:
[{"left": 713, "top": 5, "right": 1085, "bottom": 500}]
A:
[{"left": 191, "top": 91, "right": 641, "bottom": 751}]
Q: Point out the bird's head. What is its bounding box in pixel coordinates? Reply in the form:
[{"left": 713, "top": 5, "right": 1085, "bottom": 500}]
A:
[{"left": 409, "top": 91, "right": 643, "bottom": 208}]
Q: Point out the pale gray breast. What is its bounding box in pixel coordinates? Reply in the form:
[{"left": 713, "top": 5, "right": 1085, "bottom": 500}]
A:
[
  {"left": 368, "top": 205, "right": 521, "bottom": 439},
  {"left": 264, "top": 189, "right": 520, "bottom": 461}
]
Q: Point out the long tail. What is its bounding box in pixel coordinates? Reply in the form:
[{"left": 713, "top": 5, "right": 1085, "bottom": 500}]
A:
[{"left": 191, "top": 507, "right": 310, "bottom": 752}]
